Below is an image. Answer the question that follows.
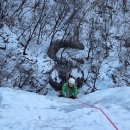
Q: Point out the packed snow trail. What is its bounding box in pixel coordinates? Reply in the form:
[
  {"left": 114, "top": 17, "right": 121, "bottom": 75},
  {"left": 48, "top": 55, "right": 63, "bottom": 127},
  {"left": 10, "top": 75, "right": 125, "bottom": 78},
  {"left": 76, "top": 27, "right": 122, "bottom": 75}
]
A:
[{"left": 0, "top": 87, "right": 130, "bottom": 130}]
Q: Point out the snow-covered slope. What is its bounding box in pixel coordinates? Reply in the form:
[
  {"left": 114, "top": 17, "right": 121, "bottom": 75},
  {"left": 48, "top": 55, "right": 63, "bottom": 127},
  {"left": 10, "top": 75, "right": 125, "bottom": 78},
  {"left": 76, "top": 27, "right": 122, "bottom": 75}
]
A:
[{"left": 0, "top": 87, "right": 130, "bottom": 130}]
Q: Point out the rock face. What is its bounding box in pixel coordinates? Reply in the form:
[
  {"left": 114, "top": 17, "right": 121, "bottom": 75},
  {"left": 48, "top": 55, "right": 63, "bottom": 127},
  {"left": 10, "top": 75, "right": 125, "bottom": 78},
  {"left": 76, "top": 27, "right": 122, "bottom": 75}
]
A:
[
  {"left": 124, "top": 37, "right": 130, "bottom": 47},
  {"left": 47, "top": 40, "right": 85, "bottom": 91},
  {"left": 47, "top": 40, "right": 84, "bottom": 62}
]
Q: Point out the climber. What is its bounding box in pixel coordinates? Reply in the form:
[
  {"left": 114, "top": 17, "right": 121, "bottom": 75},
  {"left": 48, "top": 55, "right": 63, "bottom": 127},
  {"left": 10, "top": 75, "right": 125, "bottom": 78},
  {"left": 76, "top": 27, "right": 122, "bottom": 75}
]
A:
[{"left": 59, "top": 78, "right": 78, "bottom": 99}]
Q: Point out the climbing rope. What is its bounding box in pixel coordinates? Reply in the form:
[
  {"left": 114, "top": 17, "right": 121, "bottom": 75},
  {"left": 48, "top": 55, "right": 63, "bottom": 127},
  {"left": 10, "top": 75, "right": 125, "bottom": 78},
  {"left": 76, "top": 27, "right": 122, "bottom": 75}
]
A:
[{"left": 75, "top": 99, "right": 119, "bottom": 130}]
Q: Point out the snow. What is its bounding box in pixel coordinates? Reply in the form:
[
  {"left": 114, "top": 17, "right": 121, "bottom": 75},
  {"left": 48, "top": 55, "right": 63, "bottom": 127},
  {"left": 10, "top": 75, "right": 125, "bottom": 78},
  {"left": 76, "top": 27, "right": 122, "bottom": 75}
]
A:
[
  {"left": 0, "top": 87, "right": 130, "bottom": 130},
  {"left": 1, "top": 1, "right": 130, "bottom": 129}
]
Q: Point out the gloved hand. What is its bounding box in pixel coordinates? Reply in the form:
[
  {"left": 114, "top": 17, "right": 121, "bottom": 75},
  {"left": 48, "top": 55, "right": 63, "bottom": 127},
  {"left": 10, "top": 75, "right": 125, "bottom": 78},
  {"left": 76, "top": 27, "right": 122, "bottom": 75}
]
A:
[
  {"left": 72, "top": 96, "right": 77, "bottom": 99},
  {"left": 69, "top": 95, "right": 77, "bottom": 99}
]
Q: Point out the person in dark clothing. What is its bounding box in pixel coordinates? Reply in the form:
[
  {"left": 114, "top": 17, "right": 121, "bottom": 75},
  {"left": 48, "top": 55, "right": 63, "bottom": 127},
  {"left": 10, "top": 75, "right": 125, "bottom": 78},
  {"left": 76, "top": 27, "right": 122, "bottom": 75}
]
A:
[{"left": 76, "top": 77, "right": 84, "bottom": 88}]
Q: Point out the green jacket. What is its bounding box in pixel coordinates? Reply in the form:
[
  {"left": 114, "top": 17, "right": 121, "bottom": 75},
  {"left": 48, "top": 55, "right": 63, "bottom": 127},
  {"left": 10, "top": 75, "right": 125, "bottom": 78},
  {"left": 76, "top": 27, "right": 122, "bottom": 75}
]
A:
[{"left": 62, "top": 82, "right": 78, "bottom": 98}]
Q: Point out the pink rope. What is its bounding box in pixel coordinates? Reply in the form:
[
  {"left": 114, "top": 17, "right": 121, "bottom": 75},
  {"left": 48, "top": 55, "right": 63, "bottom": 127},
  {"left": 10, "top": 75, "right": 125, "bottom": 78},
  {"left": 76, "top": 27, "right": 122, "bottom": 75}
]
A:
[{"left": 76, "top": 99, "right": 119, "bottom": 130}]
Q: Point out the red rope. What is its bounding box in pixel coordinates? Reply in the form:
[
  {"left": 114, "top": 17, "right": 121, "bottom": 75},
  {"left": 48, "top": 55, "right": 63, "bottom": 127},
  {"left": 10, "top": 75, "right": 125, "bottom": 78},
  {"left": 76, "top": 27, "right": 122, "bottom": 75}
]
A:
[{"left": 75, "top": 99, "right": 119, "bottom": 130}]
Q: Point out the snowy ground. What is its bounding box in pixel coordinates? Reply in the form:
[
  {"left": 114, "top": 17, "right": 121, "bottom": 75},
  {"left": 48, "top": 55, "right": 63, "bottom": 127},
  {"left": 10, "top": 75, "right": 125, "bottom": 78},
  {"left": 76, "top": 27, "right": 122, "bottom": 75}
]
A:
[{"left": 0, "top": 87, "right": 130, "bottom": 130}]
